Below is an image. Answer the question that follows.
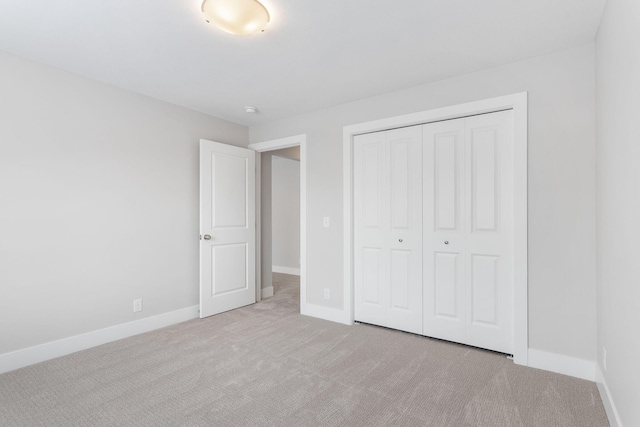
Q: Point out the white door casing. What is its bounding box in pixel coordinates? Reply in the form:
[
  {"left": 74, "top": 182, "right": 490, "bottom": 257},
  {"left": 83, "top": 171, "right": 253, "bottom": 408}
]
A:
[
  {"left": 354, "top": 126, "right": 423, "bottom": 334},
  {"left": 248, "top": 134, "right": 307, "bottom": 317},
  {"left": 200, "top": 140, "right": 256, "bottom": 318}
]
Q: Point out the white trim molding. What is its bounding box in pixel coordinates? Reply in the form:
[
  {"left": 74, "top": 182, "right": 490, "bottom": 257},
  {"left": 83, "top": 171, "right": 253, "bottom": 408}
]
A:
[
  {"left": 249, "top": 134, "right": 305, "bottom": 152},
  {"left": 261, "top": 286, "right": 274, "bottom": 299},
  {"left": 255, "top": 153, "right": 263, "bottom": 302},
  {"left": 0, "top": 305, "right": 199, "bottom": 374},
  {"left": 249, "top": 134, "right": 307, "bottom": 317},
  {"left": 527, "top": 349, "right": 595, "bottom": 381},
  {"left": 343, "top": 93, "right": 529, "bottom": 365},
  {"left": 596, "top": 365, "right": 623, "bottom": 427},
  {"left": 272, "top": 266, "right": 301, "bottom": 276}
]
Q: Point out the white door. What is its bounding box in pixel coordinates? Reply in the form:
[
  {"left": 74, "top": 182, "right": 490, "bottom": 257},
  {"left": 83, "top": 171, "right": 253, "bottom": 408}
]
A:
[
  {"left": 464, "top": 111, "right": 513, "bottom": 353},
  {"left": 200, "top": 140, "right": 256, "bottom": 318},
  {"left": 423, "top": 110, "right": 514, "bottom": 354},
  {"left": 354, "top": 126, "right": 423, "bottom": 334},
  {"left": 422, "top": 117, "right": 467, "bottom": 343}
]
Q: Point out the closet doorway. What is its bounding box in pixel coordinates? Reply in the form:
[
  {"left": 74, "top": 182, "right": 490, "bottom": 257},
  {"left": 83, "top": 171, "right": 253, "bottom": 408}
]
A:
[
  {"left": 344, "top": 94, "right": 528, "bottom": 364},
  {"left": 354, "top": 110, "right": 514, "bottom": 355}
]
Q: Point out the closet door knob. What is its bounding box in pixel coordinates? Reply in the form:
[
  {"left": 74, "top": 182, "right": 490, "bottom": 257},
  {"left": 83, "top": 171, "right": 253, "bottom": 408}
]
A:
[
  {"left": 444, "top": 241, "right": 449, "bottom": 245},
  {"left": 399, "top": 239, "right": 403, "bottom": 243},
  {"left": 203, "top": 235, "right": 212, "bottom": 240}
]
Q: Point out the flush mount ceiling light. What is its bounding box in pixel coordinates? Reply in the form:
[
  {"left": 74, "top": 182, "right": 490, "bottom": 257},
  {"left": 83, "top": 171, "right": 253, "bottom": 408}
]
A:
[{"left": 201, "top": 0, "right": 270, "bottom": 36}]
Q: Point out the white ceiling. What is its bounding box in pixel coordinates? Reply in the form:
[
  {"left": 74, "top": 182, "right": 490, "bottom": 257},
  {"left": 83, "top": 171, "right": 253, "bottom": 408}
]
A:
[{"left": 0, "top": 0, "right": 607, "bottom": 126}]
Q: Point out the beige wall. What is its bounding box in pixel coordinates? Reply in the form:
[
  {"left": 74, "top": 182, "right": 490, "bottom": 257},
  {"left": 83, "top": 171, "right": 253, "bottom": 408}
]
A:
[
  {"left": 0, "top": 51, "right": 248, "bottom": 354},
  {"left": 596, "top": 0, "right": 640, "bottom": 424},
  {"left": 250, "top": 44, "right": 598, "bottom": 361}
]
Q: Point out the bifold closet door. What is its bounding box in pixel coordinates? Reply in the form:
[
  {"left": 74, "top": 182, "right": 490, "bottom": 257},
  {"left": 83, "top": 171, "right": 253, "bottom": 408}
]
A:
[
  {"left": 422, "top": 118, "right": 466, "bottom": 343},
  {"left": 423, "top": 110, "right": 514, "bottom": 354},
  {"left": 354, "top": 126, "right": 423, "bottom": 334}
]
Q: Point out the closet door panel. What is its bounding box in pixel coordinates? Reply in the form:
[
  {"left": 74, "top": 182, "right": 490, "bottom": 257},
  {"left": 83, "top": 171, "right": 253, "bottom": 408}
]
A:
[
  {"left": 423, "top": 118, "right": 466, "bottom": 342},
  {"left": 390, "top": 249, "right": 411, "bottom": 310},
  {"left": 354, "top": 132, "right": 388, "bottom": 326},
  {"left": 471, "top": 128, "right": 499, "bottom": 232},
  {"left": 354, "top": 126, "right": 422, "bottom": 334},
  {"left": 434, "top": 252, "right": 461, "bottom": 318},
  {"left": 470, "top": 254, "right": 499, "bottom": 325},
  {"left": 465, "top": 111, "right": 514, "bottom": 354},
  {"left": 390, "top": 139, "right": 410, "bottom": 230},
  {"left": 435, "top": 135, "right": 459, "bottom": 231},
  {"left": 362, "top": 247, "right": 384, "bottom": 306},
  {"left": 362, "top": 143, "right": 384, "bottom": 229},
  {"left": 386, "top": 127, "right": 423, "bottom": 334}
]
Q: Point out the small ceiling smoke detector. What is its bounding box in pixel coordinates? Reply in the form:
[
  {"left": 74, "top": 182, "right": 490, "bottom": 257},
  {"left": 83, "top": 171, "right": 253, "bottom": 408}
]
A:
[{"left": 244, "top": 106, "right": 258, "bottom": 114}]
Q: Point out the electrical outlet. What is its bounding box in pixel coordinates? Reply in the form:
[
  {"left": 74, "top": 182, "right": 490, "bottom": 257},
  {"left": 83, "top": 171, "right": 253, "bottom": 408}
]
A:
[
  {"left": 133, "top": 298, "right": 143, "bottom": 313},
  {"left": 603, "top": 347, "right": 607, "bottom": 371},
  {"left": 324, "top": 288, "right": 330, "bottom": 300},
  {"left": 323, "top": 217, "right": 330, "bottom": 228}
]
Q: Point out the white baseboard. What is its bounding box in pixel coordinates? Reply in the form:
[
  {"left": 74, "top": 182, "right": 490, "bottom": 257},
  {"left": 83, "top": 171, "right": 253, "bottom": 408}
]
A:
[
  {"left": 272, "top": 266, "right": 301, "bottom": 276},
  {"left": 301, "top": 302, "right": 351, "bottom": 325},
  {"left": 0, "top": 305, "right": 199, "bottom": 374},
  {"left": 527, "top": 349, "right": 595, "bottom": 381},
  {"left": 596, "top": 365, "right": 623, "bottom": 427},
  {"left": 261, "top": 286, "right": 274, "bottom": 299}
]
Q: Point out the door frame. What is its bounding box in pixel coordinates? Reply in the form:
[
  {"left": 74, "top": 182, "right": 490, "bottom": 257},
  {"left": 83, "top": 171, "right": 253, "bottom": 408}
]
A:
[
  {"left": 249, "top": 134, "right": 307, "bottom": 311},
  {"left": 343, "top": 93, "right": 528, "bottom": 365}
]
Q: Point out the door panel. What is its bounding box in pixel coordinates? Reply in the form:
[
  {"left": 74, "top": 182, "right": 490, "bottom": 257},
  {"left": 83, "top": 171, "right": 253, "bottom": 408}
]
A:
[
  {"left": 423, "top": 118, "right": 466, "bottom": 343},
  {"left": 465, "top": 111, "right": 513, "bottom": 354},
  {"left": 471, "top": 129, "right": 499, "bottom": 232},
  {"left": 435, "top": 135, "right": 459, "bottom": 231},
  {"left": 362, "top": 247, "right": 383, "bottom": 306},
  {"left": 211, "top": 243, "right": 248, "bottom": 295},
  {"left": 354, "top": 126, "right": 422, "bottom": 334},
  {"left": 390, "top": 249, "right": 411, "bottom": 310},
  {"left": 387, "top": 129, "right": 423, "bottom": 334},
  {"left": 470, "top": 254, "right": 498, "bottom": 325},
  {"left": 354, "top": 133, "right": 387, "bottom": 325},
  {"left": 424, "top": 111, "right": 514, "bottom": 354},
  {"left": 213, "top": 153, "right": 248, "bottom": 228},
  {"left": 391, "top": 140, "right": 410, "bottom": 230},
  {"left": 434, "top": 252, "right": 459, "bottom": 318},
  {"left": 200, "top": 140, "right": 256, "bottom": 318},
  {"left": 363, "top": 143, "right": 383, "bottom": 229}
]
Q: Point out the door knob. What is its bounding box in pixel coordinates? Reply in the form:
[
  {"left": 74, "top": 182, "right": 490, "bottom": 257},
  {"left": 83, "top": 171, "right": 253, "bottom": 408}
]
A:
[
  {"left": 203, "top": 235, "right": 212, "bottom": 240},
  {"left": 399, "top": 239, "right": 403, "bottom": 243},
  {"left": 444, "top": 241, "right": 449, "bottom": 245}
]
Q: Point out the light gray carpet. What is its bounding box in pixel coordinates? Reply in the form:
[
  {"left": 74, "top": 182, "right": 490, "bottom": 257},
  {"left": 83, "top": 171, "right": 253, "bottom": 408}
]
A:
[{"left": 0, "top": 273, "right": 608, "bottom": 426}]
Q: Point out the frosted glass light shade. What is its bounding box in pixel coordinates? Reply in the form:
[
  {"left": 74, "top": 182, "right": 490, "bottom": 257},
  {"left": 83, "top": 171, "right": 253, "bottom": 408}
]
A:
[{"left": 201, "top": 0, "right": 270, "bottom": 36}]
